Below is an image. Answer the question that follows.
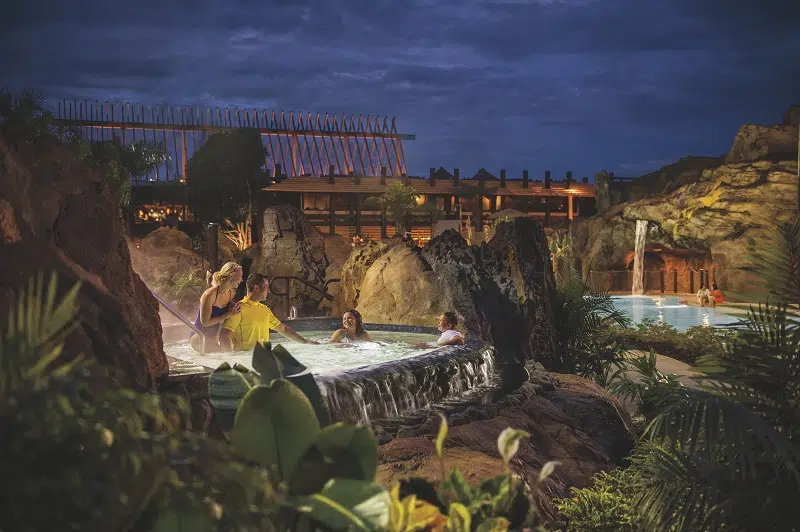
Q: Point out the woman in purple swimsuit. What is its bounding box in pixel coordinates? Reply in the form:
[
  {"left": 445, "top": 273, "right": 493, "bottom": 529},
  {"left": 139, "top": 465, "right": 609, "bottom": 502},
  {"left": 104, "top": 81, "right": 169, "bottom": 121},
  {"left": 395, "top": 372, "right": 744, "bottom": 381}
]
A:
[{"left": 189, "top": 262, "right": 243, "bottom": 353}]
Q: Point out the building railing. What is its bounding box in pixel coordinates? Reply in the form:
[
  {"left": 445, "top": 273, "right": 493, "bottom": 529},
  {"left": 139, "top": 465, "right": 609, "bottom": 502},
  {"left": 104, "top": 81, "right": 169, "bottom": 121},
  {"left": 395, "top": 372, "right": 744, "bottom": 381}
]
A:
[{"left": 269, "top": 276, "right": 339, "bottom": 318}]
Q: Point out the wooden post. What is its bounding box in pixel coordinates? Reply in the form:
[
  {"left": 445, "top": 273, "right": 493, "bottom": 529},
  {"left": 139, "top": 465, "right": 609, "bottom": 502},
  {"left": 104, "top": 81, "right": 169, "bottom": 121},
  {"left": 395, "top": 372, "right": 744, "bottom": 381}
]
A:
[
  {"left": 402, "top": 172, "right": 409, "bottom": 185},
  {"left": 568, "top": 195, "right": 574, "bottom": 222},
  {"left": 544, "top": 171, "right": 551, "bottom": 226},
  {"left": 381, "top": 209, "right": 387, "bottom": 239},
  {"left": 453, "top": 168, "right": 460, "bottom": 186},
  {"left": 674, "top": 270, "right": 678, "bottom": 293},
  {"left": 380, "top": 165, "right": 387, "bottom": 185},
  {"left": 275, "top": 164, "right": 283, "bottom": 183},
  {"left": 690, "top": 270, "right": 695, "bottom": 294},
  {"left": 660, "top": 270, "right": 665, "bottom": 293},
  {"left": 355, "top": 193, "right": 362, "bottom": 236},
  {"left": 328, "top": 193, "right": 335, "bottom": 234},
  {"left": 522, "top": 169, "right": 529, "bottom": 188},
  {"left": 329, "top": 165, "right": 335, "bottom": 184},
  {"left": 499, "top": 169, "right": 506, "bottom": 188},
  {"left": 429, "top": 167, "right": 436, "bottom": 186},
  {"left": 566, "top": 170, "right": 572, "bottom": 189},
  {"left": 544, "top": 170, "right": 551, "bottom": 189}
]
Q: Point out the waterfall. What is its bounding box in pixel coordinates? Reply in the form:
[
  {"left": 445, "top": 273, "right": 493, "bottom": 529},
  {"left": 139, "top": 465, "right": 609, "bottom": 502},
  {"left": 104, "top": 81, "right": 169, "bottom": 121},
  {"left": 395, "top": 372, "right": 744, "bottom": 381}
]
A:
[
  {"left": 632, "top": 219, "right": 648, "bottom": 295},
  {"left": 316, "top": 346, "right": 497, "bottom": 424}
]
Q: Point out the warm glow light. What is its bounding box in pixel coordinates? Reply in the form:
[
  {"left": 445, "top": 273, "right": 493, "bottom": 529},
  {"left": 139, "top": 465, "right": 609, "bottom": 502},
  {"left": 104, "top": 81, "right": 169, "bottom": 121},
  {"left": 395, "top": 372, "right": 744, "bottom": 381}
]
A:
[
  {"left": 415, "top": 196, "right": 425, "bottom": 205},
  {"left": 565, "top": 188, "right": 579, "bottom": 194}
]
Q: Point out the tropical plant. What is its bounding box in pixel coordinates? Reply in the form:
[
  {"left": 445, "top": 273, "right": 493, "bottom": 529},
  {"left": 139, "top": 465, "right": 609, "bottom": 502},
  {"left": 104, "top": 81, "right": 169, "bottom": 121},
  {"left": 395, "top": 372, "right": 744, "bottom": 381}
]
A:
[
  {"left": 551, "top": 270, "right": 629, "bottom": 378},
  {"left": 0, "top": 88, "right": 58, "bottom": 145},
  {"left": 185, "top": 129, "right": 266, "bottom": 227},
  {"left": 72, "top": 135, "right": 168, "bottom": 212},
  {"left": 630, "top": 218, "right": 800, "bottom": 531},
  {"left": 548, "top": 230, "right": 573, "bottom": 280},
  {"left": 222, "top": 216, "right": 253, "bottom": 250},
  {"left": 365, "top": 181, "right": 439, "bottom": 235},
  {"left": 553, "top": 465, "right": 644, "bottom": 532},
  {"left": 606, "top": 349, "right": 686, "bottom": 420}
]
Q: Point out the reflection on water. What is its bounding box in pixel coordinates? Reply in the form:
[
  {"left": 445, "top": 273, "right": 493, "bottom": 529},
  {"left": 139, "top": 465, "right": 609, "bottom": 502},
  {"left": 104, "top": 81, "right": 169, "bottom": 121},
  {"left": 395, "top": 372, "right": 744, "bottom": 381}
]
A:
[{"left": 612, "top": 295, "right": 738, "bottom": 331}]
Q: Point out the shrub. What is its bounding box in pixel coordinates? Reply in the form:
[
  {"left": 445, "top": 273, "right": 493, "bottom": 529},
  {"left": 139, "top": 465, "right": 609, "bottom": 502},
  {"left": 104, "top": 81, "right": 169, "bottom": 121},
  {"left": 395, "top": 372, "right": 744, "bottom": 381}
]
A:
[
  {"left": 553, "top": 466, "right": 642, "bottom": 532},
  {"left": 598, "top": 319, "right": 737, "bottom": 364}
]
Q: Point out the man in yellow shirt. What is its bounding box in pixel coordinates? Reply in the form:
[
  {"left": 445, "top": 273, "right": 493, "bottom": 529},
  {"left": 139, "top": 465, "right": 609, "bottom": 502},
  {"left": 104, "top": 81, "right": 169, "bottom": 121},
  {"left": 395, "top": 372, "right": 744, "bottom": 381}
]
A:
[{"left": 219, "top": 274, "right": 317, "bottom": 351}]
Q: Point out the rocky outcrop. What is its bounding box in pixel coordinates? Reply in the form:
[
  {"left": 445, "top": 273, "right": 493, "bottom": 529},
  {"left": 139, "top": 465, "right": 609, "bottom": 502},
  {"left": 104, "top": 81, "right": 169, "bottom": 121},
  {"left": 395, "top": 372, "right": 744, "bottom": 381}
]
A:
[
  {"left": 572, "top": 121, "right": 799, "bottom": 293},
  {"left": 725, "top": 124, "right": 798, "bottom": 164},
  {"left": 251, "top": 205, "right": 350, "bottom": 317},
  {"left": 318, "top": 234, "right": 353, "bottom": 315},
  {"left": 342, "top": 219, "right": 558, "bottom": 369},
  {"left": 376, "top": 368, "right": 635, "bottom": 517},
  {"left": 335, "top": 239, "right": 390, "bottom": 314},
  {"left": 0, "top": 138, "right": 166, "bottom": 389}
]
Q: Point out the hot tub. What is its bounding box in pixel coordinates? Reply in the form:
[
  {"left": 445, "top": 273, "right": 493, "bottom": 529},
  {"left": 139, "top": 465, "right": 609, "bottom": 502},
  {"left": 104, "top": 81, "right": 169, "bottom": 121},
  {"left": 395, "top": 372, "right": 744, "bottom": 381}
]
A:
[{"left": 164, "top": 317, "right": 497, "bottom": 423}]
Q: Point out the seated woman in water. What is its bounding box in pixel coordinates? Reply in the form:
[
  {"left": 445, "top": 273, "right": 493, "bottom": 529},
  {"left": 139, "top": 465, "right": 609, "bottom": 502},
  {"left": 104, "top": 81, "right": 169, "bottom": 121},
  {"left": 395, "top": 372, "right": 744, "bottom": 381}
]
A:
[
  {"left": 189, "top": 262, "right": 243, "bottom": 353},
  {"left": 415, "top": 311, "right": 465, "bottom": 348},
  {"left": 330, "top": 309, "right": 373, "bottom": 343}
]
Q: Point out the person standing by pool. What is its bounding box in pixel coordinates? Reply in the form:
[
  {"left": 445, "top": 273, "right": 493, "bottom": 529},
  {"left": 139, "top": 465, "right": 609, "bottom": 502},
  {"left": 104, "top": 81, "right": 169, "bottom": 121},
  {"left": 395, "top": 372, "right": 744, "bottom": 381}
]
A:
[
  {"left": 219, "top": 273, "right": 318, "bottom": 351},
  {"left": 189, "top": 262, "right": 243, "bottom": 353},
  {"left": 330, "top": 309, "right": 373, "bottom": 343},
  {"left": 414, "top": 311, "right": 466, "bottom": 348}
]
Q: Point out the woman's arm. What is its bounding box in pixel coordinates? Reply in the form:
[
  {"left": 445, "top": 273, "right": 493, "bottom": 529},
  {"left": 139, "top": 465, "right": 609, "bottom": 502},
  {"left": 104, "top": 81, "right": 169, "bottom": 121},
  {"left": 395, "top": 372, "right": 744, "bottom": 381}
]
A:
[
  {"left": 329, "top": 329, "right": 345, "bottom": 343},
  {"left": 199, "top": 289, "right": 239, "bottom": 327}
]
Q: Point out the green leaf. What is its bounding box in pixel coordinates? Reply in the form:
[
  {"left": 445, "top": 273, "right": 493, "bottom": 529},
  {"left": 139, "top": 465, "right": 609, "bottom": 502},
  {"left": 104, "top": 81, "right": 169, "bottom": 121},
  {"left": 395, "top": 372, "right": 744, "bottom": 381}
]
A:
[
  {"left": 443, "top": 467, "right": 474, "bottom": 506},
  {"left": 497, "top": 428, "right": 530, "bottom": 468},
  {"left": 231, "top": 379, "right": 320, "bottom": 480},
  {"left": 475, "top": 517, "right": 511, "bottom": 531},
  {"left": 271, "top": 344, "right": 332, "bottom": 426},
  {"left": 208, "top": 362, "right": 262, "bottom": 433},
  {"left": 447, "top": 502, "right": 471, "bottom": 532},
  {"left": 294, "top": 479, "right": 391, "bottom": 531},
  {"left": 289, "top": 423, "right": 379, "bottom": 494},
  {"left": 435, "top": 412, "right": 448, "bottom": 458}
]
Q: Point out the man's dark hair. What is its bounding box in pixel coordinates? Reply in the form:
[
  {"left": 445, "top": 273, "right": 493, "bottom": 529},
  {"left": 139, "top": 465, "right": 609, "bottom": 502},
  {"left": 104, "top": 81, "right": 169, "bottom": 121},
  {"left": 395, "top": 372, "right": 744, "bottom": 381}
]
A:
[
  {"left": 246, "top": 273, "right": 269, "bottom": 292},
  {"left": 442, "top": 311, "right": 458, "bottom": 328}
]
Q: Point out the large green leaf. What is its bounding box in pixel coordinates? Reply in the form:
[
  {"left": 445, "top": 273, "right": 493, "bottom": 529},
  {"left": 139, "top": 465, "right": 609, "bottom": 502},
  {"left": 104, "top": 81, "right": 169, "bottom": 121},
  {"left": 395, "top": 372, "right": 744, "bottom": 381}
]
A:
[
  {"left": 231, "top": 379, "right": 320, "bottom": 480},
  {"left": 208, "top": 362, "right": 262, "bottom": 434},
  {"left": 293, "top": 478, "right": 391, "bottom": 531},
  {"left": 289, "top": 423, "right": 378, "bottom": 494},
  {"left": 271, "top": 344, "right": 332, "bottom": 426}
]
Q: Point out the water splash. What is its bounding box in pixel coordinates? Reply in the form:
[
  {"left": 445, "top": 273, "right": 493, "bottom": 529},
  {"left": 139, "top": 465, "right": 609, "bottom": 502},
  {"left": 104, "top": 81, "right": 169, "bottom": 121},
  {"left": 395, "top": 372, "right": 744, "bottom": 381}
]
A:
[
  {"left": 632, "top": 220, "right": 648, "bottom": 295},
  {"left": 317, "top": 346, "right": 496, "bottom": 424}
]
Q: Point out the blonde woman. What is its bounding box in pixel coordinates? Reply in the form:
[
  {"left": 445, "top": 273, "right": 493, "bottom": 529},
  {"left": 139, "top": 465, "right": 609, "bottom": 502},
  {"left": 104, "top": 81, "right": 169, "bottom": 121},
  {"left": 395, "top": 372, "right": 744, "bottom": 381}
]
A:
[{"left": 189, "top": 262, "right": 243, "bottom": 353}]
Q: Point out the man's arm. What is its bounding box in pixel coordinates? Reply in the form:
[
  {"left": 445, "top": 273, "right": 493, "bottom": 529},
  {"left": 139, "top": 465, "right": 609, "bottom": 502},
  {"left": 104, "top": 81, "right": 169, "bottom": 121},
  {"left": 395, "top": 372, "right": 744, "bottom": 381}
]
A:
[{"left": 275, "top": 322, "right": 318, "bottom": 344}]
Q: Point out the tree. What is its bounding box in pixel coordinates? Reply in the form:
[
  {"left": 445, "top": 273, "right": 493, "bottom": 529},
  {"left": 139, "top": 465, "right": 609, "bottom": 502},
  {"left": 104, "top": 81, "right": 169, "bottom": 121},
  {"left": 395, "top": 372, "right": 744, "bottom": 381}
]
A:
[
  {"left": 364, "top": 181, "right": 439, "bottom": 235},
  {"left": 185, "top": 129, "right": 266, "bottom": 224},
  {"left": 0, "top": 88, "right": 55, "bottom": 146}
]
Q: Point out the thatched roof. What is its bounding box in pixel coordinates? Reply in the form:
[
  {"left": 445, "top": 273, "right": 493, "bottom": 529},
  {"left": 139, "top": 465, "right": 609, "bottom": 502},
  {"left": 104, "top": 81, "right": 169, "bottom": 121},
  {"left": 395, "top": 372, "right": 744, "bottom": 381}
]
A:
[
  {"left": 471, "top": 168, "right": 498, "bottom": 180},
  {"left": 433, "top": 166, "right": 453, "bottom": 179}
]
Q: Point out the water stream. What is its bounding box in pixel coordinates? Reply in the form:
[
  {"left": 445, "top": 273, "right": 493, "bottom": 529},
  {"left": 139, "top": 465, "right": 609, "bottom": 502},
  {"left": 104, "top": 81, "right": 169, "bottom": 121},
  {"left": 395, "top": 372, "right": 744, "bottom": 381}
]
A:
[{"left": 632, "top": 220, "right": 648, "bottom": 295}]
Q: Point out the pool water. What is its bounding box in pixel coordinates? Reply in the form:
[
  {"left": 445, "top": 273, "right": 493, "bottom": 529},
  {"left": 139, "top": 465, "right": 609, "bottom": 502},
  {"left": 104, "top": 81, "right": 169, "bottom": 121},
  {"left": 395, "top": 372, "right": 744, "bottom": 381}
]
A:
[
  {"left": 165, "top": 330, "right": 441, "bottom": 375},
  {"left": 611, "top": 295, "right": 740, "bottom": 331}
]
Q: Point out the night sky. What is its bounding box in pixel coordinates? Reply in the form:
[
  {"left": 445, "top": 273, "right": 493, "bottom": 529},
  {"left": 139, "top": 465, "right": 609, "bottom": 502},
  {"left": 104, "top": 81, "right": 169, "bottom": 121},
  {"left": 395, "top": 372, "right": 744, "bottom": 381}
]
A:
[{"left": 3, "top": 0, "right": 799, "bottom": 179}]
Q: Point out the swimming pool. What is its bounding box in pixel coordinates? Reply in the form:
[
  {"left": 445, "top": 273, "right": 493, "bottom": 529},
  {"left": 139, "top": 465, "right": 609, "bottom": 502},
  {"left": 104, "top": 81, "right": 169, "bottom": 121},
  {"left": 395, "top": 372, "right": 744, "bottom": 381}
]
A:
[
  {"left": 164, "top": 330, "right": 441, "bottom": 375},
  {"left": 611, "top": 295, "right": 740, "bottom": 331}
]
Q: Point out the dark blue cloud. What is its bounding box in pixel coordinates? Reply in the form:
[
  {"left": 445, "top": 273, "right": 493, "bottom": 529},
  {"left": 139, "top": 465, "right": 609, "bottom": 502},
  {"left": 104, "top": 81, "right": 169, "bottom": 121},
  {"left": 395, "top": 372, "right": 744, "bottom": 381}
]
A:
[{"left": 1, "top": 0, "right": 798, "bottom": 178}]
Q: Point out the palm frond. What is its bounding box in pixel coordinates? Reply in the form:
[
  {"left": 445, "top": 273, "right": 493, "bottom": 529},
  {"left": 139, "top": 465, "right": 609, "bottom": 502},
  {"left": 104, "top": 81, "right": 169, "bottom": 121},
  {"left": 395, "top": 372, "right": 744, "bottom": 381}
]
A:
[{"left": 739, "top": 218, "right": 800, "bottom": 308}]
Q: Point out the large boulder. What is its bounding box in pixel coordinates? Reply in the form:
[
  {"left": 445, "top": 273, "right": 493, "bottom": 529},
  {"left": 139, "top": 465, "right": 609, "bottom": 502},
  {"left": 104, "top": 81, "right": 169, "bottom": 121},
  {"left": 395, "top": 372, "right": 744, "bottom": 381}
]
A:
[
  {"left": 251, "top": 205, "right": 350, "bottom": 317},
  {"left": 318, "top": 234, "right": 353, "bottom": 315},
  {"left": 376, "top": 370, "right": 635, "bottom": 518},
  {"left": 335, "top": 239, "right": 390, "bottom": 314},
  {"left": 345, "top": 219, "right": 558, "bottom": 368},
  {"left": 725, "top": 124, "right": 798, "bottom": 164},
  {"left": 0, "top": 137, "right": 166, "bottom": 389}
]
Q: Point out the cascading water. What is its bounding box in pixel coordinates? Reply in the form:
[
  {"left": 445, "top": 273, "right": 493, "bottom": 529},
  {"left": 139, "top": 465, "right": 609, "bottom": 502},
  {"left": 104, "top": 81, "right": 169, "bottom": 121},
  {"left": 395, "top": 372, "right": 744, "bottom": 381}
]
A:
[
  {"left": 632, "top": 219, "right": 648, "bottom": 295},
  {"left": 316, "top": 346, "right": 497, "bottom": 424}
]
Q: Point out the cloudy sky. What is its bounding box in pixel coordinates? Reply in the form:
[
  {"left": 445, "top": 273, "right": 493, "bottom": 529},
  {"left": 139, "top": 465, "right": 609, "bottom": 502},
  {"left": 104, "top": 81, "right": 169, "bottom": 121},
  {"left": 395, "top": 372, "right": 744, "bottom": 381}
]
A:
[{"left": 2, "top": 0, "right": 799, "bottom": 178}]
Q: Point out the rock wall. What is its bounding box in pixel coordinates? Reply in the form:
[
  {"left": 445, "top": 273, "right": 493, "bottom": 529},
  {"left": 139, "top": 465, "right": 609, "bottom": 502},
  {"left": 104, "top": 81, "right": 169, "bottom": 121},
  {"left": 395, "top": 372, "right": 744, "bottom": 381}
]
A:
[
  {"left": 376, "top": 368, "right": 635, "bottom": 518},
  {"left": 251, "top": 205, "right": 352, "bottom": 317},
  {"left": 340, "top": 219, "right": 558, "bottom": 369},
  {"left": 0, "top": 138, "right": 166, "bottom": 389},
  {"left": 572, "top": 123, "right": 799, "bottom": 293}
]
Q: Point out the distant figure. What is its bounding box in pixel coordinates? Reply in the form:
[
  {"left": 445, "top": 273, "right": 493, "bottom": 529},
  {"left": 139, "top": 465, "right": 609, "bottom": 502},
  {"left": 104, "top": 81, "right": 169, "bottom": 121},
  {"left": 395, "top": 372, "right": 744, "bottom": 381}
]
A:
[
  {"left": 414, "top": 311, "right": 465, "bottom": 349},
  {"left": 330, "top": 309, "right": 373, "bottom": 343},
  {"left": 190, "top": 262, "right": 243, "bottom": 353},
  {"left": 219, "top": 274, "right": 318, "bottom": 351},
  {"left": 711, "top": 283, "right": 724, "bottom": 307},
  {"left": 696, "top": 284, "right": 712, "bottom": 307}
]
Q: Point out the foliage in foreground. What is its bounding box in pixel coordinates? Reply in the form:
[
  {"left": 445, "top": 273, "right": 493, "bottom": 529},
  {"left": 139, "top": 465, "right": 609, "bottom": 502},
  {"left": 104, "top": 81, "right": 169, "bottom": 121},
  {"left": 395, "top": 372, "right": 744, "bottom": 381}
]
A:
[
  {"left": 628, "top": 219, "right": 800, "bottom": 532},
  {"left": 1, "top": 271, "right": 559, "bottom": 531}
]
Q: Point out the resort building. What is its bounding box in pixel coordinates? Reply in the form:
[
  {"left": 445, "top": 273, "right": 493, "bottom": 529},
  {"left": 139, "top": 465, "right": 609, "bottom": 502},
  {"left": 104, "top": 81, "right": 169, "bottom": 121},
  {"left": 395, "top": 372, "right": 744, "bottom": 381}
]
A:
[{"left": 52, "top": 99, "right": 597, "bottom": 243}]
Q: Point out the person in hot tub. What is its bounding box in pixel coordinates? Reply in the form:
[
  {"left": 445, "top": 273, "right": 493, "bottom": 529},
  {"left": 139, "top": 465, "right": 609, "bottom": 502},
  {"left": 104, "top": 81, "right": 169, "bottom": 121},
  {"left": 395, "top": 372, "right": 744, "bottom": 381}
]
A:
[
  {"left": 330, "top": 309, "right": 373, "bottom": 343},
  {"left": 414, "top": 312, "right": 465, "bottom": 348}
]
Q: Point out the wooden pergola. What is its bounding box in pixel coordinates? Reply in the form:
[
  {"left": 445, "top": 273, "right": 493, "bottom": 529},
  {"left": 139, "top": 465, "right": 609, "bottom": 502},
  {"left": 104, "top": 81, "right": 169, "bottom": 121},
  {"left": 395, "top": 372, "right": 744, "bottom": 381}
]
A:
[{"left": 52, "top": 100, "right": 415, "bottom": 182}]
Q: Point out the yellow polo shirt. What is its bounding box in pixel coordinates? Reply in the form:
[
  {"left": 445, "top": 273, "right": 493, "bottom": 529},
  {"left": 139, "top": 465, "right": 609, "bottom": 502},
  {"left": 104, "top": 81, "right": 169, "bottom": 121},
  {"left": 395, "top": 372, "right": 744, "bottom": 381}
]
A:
[{"left": 221, "top": 297, "right": 282, "bottom": 351}]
